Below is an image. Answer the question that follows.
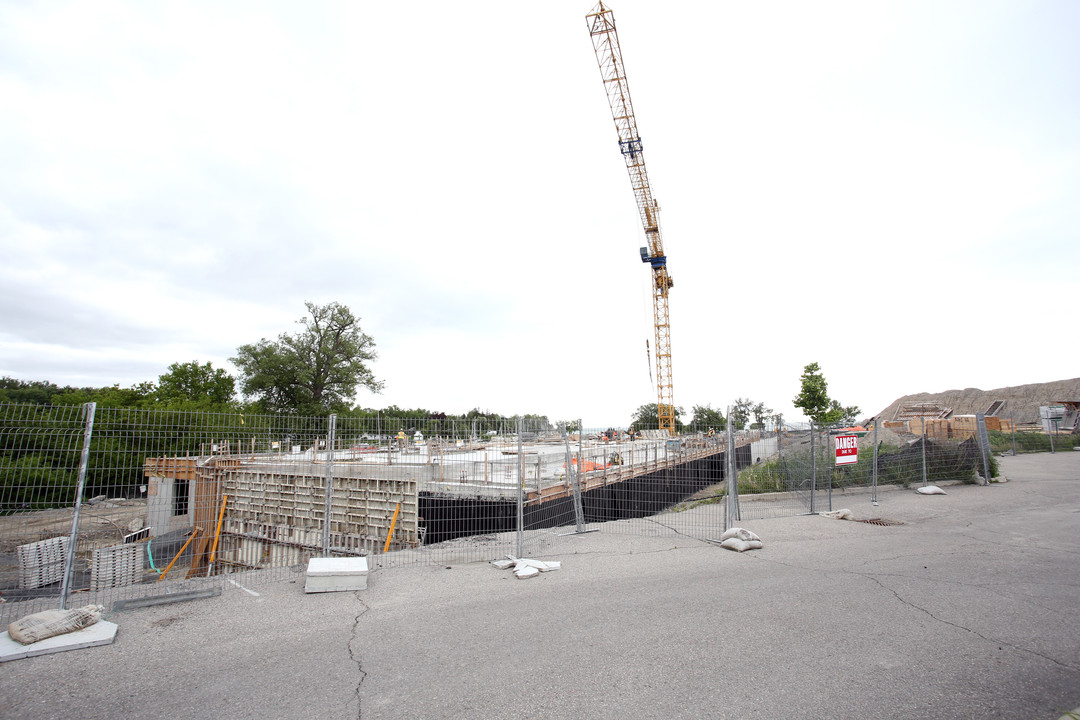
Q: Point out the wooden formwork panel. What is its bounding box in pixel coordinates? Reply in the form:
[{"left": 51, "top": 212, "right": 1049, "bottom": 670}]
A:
[{"left": 218, "top": 468, "right": 419, "bottom": 568}]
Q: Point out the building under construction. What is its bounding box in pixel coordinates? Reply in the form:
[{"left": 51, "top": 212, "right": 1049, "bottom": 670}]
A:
[{"left": 141, "top": 431, "right": 767, "bottom": 576}]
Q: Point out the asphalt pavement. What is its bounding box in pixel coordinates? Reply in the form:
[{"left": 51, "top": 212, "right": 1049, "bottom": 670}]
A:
[{"left": 2, "top": 451, "right": 1078, "bottom": 720}]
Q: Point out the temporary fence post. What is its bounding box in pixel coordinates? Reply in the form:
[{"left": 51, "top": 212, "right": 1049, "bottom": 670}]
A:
[
  {"left": 721, "top": 425, "right": 729, "bottom": 535},
  {"left": 1049, "top": 419, "right": 1056, "bottom": 454},
  {"left": 723, "top": 414, "right": 731, "bottom": 532},
  {"left": 1010, "top": 412, "right": 1017, "bottom": 456},
  {"left": 60, "top": 402, "right": 96, "bottom": 610},
  {"left": 726, "top": 411, "right": 740, "bottom": 526},
  {"left": 826, "top": 427, "right": 834, "bottom": 512},
  {"left": 578, "top": 419, "right": 584, "bottom": 478},
  {"left": 809, "top": 421, "right": 816, "bottom": 514},
  {"left": 386, "top": 415, "right": 392, "bottom": 466},
  {"left": 871, "top": 418, "right": 879, "bottom": 506},
  {"left": 776, "top": 416, "right": 782, "bottom": 463},
  {"left": 920, "top": 417, "right": 928, "bottom": 487},
  {"left": 516, "top": 418, "right": 524, "bottom": 557},
  {"left": 565, "top": 430, "right": 586, "bottom": 533},
  {"left": 732, "top": 432, "right": 741, "bottom": 522},
  {"left": 975, "top": 413, "right": 992, "bottom": 481},
  {"left": 322, "top": 413, "right": 337, "bottom": 556}
]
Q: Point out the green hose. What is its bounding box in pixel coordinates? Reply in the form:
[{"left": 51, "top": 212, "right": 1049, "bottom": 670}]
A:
[{"left": 147, "top": 537, "right": 161, "bottom": 575}]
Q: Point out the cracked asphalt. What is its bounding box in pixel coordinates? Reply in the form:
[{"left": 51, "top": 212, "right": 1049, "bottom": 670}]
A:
[{"left": 2, "top": 451, "right": 1078, "bottom": 720}]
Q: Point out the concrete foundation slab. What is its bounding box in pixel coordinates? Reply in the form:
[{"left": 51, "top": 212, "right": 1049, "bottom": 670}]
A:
[
  {"left": 0, "top": 621, "right": 118, "bottom": 662},
  {"left": 304, "top": 557, "right": 368, "bottom": 593}
]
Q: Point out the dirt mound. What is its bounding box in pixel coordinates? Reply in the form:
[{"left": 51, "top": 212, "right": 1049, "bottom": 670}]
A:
[{"left": 873, "top": 378, "right": 1080, "bottom": 426}]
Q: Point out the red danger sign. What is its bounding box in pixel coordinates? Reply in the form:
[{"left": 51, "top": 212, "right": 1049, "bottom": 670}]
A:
[{"left": 835, "top": 435, "right": 859, "bottom": 465}]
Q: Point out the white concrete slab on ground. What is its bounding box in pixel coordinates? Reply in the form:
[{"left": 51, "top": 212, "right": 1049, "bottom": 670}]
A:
[
  {"left": 0, "top": 621, "right": 118, "bottom": 662},
  {"left": 304, "top": 556, "right": 369, "bottom": 593}
]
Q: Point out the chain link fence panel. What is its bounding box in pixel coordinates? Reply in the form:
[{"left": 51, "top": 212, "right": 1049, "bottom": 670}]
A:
[{"left": 2, "top": 403, "right": 1007, "bottom": 625}]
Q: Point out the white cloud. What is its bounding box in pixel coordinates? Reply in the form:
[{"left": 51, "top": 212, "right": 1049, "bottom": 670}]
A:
[{"left": 1, "top": 1, "right": 1077, "bottom": 427}]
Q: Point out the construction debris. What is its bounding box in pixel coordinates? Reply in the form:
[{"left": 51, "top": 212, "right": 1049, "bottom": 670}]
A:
[{"left": 491, "top": 555, "right": 562, "bottom": 579}]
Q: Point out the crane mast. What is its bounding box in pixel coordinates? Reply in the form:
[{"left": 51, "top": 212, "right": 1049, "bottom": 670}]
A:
[{"left": 586, "top": 2, "right": 675, "bottom": 435}]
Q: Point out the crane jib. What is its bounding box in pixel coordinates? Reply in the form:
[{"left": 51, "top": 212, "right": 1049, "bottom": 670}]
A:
[{"left": 588, "top": 1, "right": 676, "bottom": 436}]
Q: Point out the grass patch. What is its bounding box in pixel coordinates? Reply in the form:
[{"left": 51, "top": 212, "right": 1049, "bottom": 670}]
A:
[{"left": 987, "top": 430, "right": 1073, "bottom": 455}]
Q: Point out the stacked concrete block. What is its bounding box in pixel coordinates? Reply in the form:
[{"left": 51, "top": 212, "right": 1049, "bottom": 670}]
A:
[
  {"left": 304, "top": 557, "right": 368, "bottom": 593},
  {"left": 17, "top": 536, "right": 70, "bottom": 589},
  {"left": 90, "top": 543, "right": 145, "bottom": 590}
]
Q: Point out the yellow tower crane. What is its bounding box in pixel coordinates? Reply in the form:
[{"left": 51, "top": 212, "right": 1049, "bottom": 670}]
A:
[{"left": 586, "top": 2, "right": 676, "bottom": 435}]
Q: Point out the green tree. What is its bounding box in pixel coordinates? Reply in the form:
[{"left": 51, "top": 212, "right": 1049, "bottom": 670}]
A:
[
  {"left": 630, "top": 403, "right": 685, "bottom": 433},
  {"left": 0, "top": 454, "right": 76, "bottom": 509},
  {"left": 751, "top": 401, "right": 773, "bottom": 430},
  {"left": 729, "top": 397, "right": 753, "bottom": 430},
  {"left": 522, "top": 414, "right": 552, "bottom": 432},
  {"left": 793, "top": 362, "right": 860, "bottom": 426},
  {"left": 689, "top": 404, "right": 725, "bottom": 432},
  {"left": 51, "top": 383, "right": 155, "bottom": 408},
  {"left": 232, "top": 301, "right": 382, "bottom": 415},
  {"left": 155, "top": 361, "right": 235, "bottom": 409},
  {"left": 0, "top": 378, "right": 63, "bottom": 405}
]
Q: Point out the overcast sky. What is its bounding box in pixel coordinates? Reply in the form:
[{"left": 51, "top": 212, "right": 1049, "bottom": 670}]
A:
[{"left": 1, "top": 1, "right": 1077, "bottom": 428}]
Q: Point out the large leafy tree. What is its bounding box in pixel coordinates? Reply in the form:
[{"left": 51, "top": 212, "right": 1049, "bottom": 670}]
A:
[
  {"left": 793, "top": 362, "right": 860, "bottom": 426},
  {"left": 156, "top": 361, "right": 235, "bottom": 408},
  {"left": 630, "top": 403, "right": 685, "bottom": 433},
  {"left": 50, "top": 383, "right": 155, "bottom": 408},
  {"left": 751, "top": 401, "right": 773, "bottom": 430},
  {"left": 0, "top": 378, "right": 63, "bottom": 405},
  {"left": 689, "top": 404, "right": 725, "bottom": 432},
  {"left": 729, "top": 397, "right": 753, "bottom": 431},
  {"left": 232, "top": 301, "right": 382, "bottom": 415}
]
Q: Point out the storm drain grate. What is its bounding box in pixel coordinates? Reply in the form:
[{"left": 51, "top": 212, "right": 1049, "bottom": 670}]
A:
[{"left": 855, "top": 518, "right": 904, "bottom": 527}]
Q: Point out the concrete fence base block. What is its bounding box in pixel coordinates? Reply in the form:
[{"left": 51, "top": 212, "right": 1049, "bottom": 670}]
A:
[{"left": 305, "top": 556, "right": 369, "bottom": 593}]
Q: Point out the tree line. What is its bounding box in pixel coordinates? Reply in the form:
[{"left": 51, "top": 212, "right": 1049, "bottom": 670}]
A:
[
  {"left": 1, "top": 298, "right": 860, "bottom": 509},
  {"left": 2, "top": 301, "right": 860, "bottom": 433}
]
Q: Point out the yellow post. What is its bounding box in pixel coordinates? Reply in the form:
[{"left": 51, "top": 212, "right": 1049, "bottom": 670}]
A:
[
  {"left": 383, "top": 502, "right": 401, "bottom": 553},
  {"left": 156, "top": 527, "right": 200, "bottom": 583},
  {"left": 207, "top": 494, "right": 228, "bottom": 576}
]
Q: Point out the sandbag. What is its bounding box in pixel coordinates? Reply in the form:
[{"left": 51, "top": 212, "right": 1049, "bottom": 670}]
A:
[
  {"left": 7, "top": 605, "right": 104, "bottom": 645},
  {"left": 719, "top": 538, "right": 763, "bottom": 552},
  {"left": 720, "top": 527, "right": 761, "bottom": 543},
  {"left": 821, "top": 508, "right": 853, "bottom": 520},
  {"left": 916, "top": 485, "right": 947, "bottom": 495}
]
